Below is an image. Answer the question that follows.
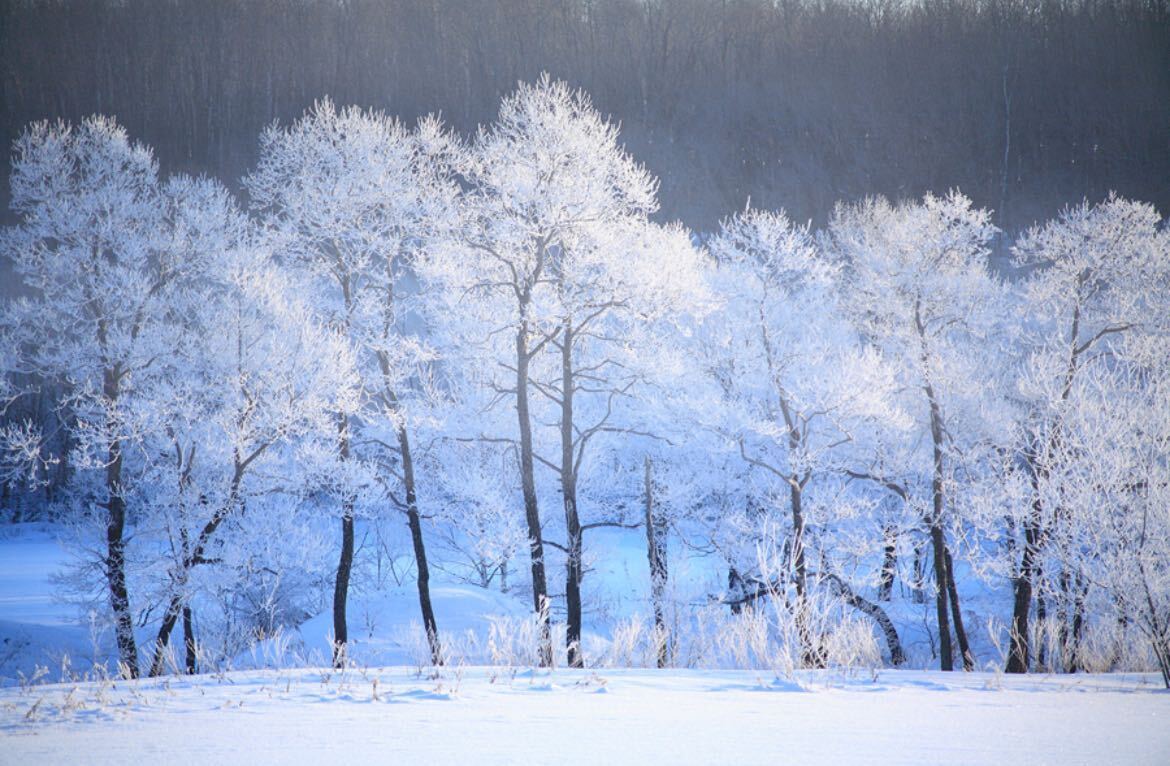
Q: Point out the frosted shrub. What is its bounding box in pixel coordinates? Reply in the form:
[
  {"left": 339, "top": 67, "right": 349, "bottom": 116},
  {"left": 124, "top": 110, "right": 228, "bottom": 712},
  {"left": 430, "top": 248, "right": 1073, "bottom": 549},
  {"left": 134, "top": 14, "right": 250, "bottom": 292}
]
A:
[
  {"left": 486, "top": 614, "right": 567, "bottom": 669},
  {"left": 599, "top": 615, "right": 671, "bottom": 669},
  {"left": 674, "top": 604, "right": 725, "bottom": 669},
  {"left": 819, "top": 615, "right": 881, "bottom": 672},
  {"left": 398, "top": 620, "right": 439, "bottom": 675}
]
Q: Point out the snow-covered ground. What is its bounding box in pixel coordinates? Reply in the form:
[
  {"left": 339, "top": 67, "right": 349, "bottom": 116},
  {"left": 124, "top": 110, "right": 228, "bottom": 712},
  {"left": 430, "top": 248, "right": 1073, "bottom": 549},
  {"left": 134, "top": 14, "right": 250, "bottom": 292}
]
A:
[{"left": 2, "top": 666, "right": 1168, "bottom": 764}]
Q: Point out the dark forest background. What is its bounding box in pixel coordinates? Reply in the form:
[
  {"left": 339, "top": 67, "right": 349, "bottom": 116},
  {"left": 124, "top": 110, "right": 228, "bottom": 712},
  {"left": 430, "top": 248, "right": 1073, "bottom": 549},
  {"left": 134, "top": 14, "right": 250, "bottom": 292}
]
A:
[{"left": 2, "top": 0, "right": 1168, "bottom": 237}]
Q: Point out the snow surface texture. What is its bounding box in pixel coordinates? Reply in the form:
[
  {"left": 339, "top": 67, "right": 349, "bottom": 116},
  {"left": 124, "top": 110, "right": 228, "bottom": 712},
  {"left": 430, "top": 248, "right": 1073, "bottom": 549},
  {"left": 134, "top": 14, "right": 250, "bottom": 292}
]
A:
[{"left": 2, "top": 667, "right": 1169, "bottom": 765}]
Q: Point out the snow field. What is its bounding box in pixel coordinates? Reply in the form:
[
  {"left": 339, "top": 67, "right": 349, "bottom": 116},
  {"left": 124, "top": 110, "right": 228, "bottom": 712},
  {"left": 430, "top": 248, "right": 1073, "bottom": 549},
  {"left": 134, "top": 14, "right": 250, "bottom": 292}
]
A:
[{"left": 2, "top": 666, "right": 1168, "bottom": 765}]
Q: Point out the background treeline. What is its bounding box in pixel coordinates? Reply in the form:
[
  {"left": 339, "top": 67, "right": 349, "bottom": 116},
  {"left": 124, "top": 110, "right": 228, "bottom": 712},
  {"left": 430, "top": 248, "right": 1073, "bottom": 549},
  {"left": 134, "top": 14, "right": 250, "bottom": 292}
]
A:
[{"left": 2, "top": 0, "right": 1168, "bottom": 236}]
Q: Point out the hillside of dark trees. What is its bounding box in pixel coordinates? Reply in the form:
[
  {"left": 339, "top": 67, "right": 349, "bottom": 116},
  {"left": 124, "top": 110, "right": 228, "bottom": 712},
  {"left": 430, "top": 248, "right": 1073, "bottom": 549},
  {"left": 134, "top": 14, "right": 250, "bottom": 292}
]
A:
[{"left": 2, "top": 0, "right": 1168, "bottom": 235}]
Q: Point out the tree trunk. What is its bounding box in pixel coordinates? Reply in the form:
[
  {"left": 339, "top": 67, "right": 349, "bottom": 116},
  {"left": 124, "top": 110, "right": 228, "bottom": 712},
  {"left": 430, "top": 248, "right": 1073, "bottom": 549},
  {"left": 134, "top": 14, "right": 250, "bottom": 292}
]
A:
[
  {"left": 912, "top": 539, "right": 927, "bottom": 603},
  {"left": 332, "top": 414, "right": 354, "bottom": 669},
  {"left": 728, "top": 567, "right": 744, "bottom": 616},
  {"left": 786, "top": 476, "right": 822, "bottom": 666},
  {"left": 516, "top": 320, "right": 553, "bottom": 667},
  {"left": 559, "top": 322, "right": 585, "bottom": 668},
  {"left": 149, "top": 458, "right": 250, "bottom": 676},
  {"left": 1007, "top": 512, "right": 1041, "bottom": 673},
  {"left": 103, "top": 367, "right": 138, "bottom": 678},
  {"left": 1067, "top": 573, "right": 1087, "bottom": 673},
  {"left": 182, "top": 604, "right": 196, "bottom": 675},
  {"left": 1010, "top": 302, "right": 1082, "bottom": 674},
  {"left": 823, "top": 572, "right": 906, "bottom": 666},
  {"left": 928, "top": 524, "right": 954, "bottom": 671},
  {"left": 944, "top": 547, "right": 974, "bottom": 670},
  {"left": 878, "top": 525, "right": 897, "bottom": 602},
  {"left": 149, "top": 594, "right": 184, "bottom": 676},
  {"left": 1036, "top": 570, "right": 1049, "bottom": 671},
  {"left": 926, "top": 389, "right": 954, "bottom": 671},
  {"left": 381, "top": 261, "right": 441, "bottom": 665},
  {"left": 644, "top": 456, "right": 669, "bottom": 668},
  {"left": 399, "top": 424, "right": 442, "bottom": 665},
  {"left": 916, "top": 299, "right": 959, "bottom": 672}
]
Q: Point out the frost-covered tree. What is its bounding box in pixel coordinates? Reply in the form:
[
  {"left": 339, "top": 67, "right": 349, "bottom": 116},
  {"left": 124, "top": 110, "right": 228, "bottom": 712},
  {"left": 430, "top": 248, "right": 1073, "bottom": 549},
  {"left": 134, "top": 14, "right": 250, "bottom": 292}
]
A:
[
  {"left": 0, "top": 117, "right": 195, "bottom": 677},
  {"left": 140, "top": 195, "right": 356, "bottom": 675},
  {"left": 425, "top": 75, "right": 684, "bottom": 665},
  {"left": 1006, "top": 195, "right": 1169, "bottom": 673},
  {"left": 245, "top": 100, "right": 458, "bottom": 666},
  {"left": 540, "top": 220, "right": 709, "bottom": 667},
  {"left": 705, "top": 207, "right": 908, "bottom": 665},
  {"left": 826, "top": 191, "right": 1002, "bottom": 671}
]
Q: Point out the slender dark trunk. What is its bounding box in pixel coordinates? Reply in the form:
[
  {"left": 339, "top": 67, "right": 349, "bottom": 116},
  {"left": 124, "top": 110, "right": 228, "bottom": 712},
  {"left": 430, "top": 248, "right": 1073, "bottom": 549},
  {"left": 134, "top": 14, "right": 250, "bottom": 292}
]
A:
[
  {"left": 559, "top": 321, "right": 584, "bottom": 668},
  {"left": 765, "top": 317, "right": 815, "bottom": 665},
  {"left": 182, "top": 604, "right": 196, "bottom": 674},
  {"left": 788, "top": 480, "right": 808, "bottom": 600},
  {"left": 1007, "top": 509, "right": 1041, "bottom": 673},
  {"left": 1009, "top": 301, "right": 1081, "bottom": 673},
  {"left": 149, "top": 594, "right": 183, "bottom": 676},
  {"left": 380, "top": 268, "right": 441, "bottom": 665},
  {"left": 792, "top": 494, "right": 829, "bottom": 666},
  {"left": 332, "top": 413, "right": 354, "bottom": 669},
  {"left": 1067, "top": 573, "right": 1087, "bottom": 673},
  {"left": 1036, "top": 568, "right": 1049, "bottom": 671},
  {"left": 917, "top": 299, "right": 957, "bottom": 672},
  {"left": 879, "top": 525, "right": 897, "bottom": 602},
  {"left": 944, "top": 547, "right": 974, "bottom": 670},
  {"left": 399, "top": 425, "right": 442, "bottom": 666},
  {"left": 912, "top": 539, "right": 927, "bottom": 603},
  {"left": 148, "top": 590, "right": 196, "bottom": 677},
  {"left": 926, "top": 389, "right": 953, "bottom": 671},
  {"left": 103, "top": 367, "right": 138, "bottom": 678},
  {"left": 1057, "top": 567, "right": 1072, "bottom": 669},
  {"left": 150, "top": 458, "right": 249, "bottom": 675},
  {"left": 516, "top": 318, "right": 553, "bottom": 667},
  {"left": 728, "top": 567, "right": 744, "bottom": 616},
  {"left": 644, "top": 456, "right": 669, "bottom": 668},
  {"left": 773, "top": 398, "right": 807, "bottom": 603},
  {"left": 333, "top": 510, "right": 354, "bottom": 668},
  {"left": 787, "top": 476, "right": 822, "bottom": 667},
  {"left": 928, "top": 524, "right": 954, "bottom": 671}
]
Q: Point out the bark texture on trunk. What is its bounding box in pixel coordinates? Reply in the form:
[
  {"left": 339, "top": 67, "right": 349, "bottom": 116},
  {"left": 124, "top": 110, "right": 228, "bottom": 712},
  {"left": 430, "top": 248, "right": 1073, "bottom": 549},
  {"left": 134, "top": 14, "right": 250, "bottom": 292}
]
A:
[
  {"left": 879, "top": 525, "right": 897, "bottom": 602},
  {"left": 822, "top": 572, "right": 906, "bottom": 666},
  {"left": 1009, "top": 301, "right": 1083, "bottom": 674},
  {"left": 516, "top": 320, "right": 553, "bottom": 667},
  {"left": 928, "top": 524, "right": 954, "bottom": 671},
  {"left": 333, "top": 510, "right": 354, "bottom": 668},
  {"left": 150, "top": 594, "right": 184, "bottom": 676},
  {"left": 945, "top": 547, "right": 974, "bottom": 670},
  {"left": 1007, "top": 510, "right": 1041, "bottom": 673},
  {"left": 644, "top": 457, "right": 669, "bottom": 668},
  {"left": 381, "top": 263, "right": 442, "bottom": 665},
  {"left": 399, "top": 425, "right": 442, "bottom": 666},
  {"left": 182, "top": 604, "right": 196, "bottom": 674},
  {"left": 560, "top": 322, "right": 584, "bottom": 668},
  {"left": 926, "top": 388, "right": 955, "bottom": 671},
  {"left": 332, "top": 414, "right": 354, "bottom": 669},
  {"left": 916, "top": 300, "right": 963, "bottom": 671},
  {"left": 728, "top": 567, "right": 744, "bottom": 616},
  {"left": 103, "top": 365, "right": 138, "bottom": 678}
]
